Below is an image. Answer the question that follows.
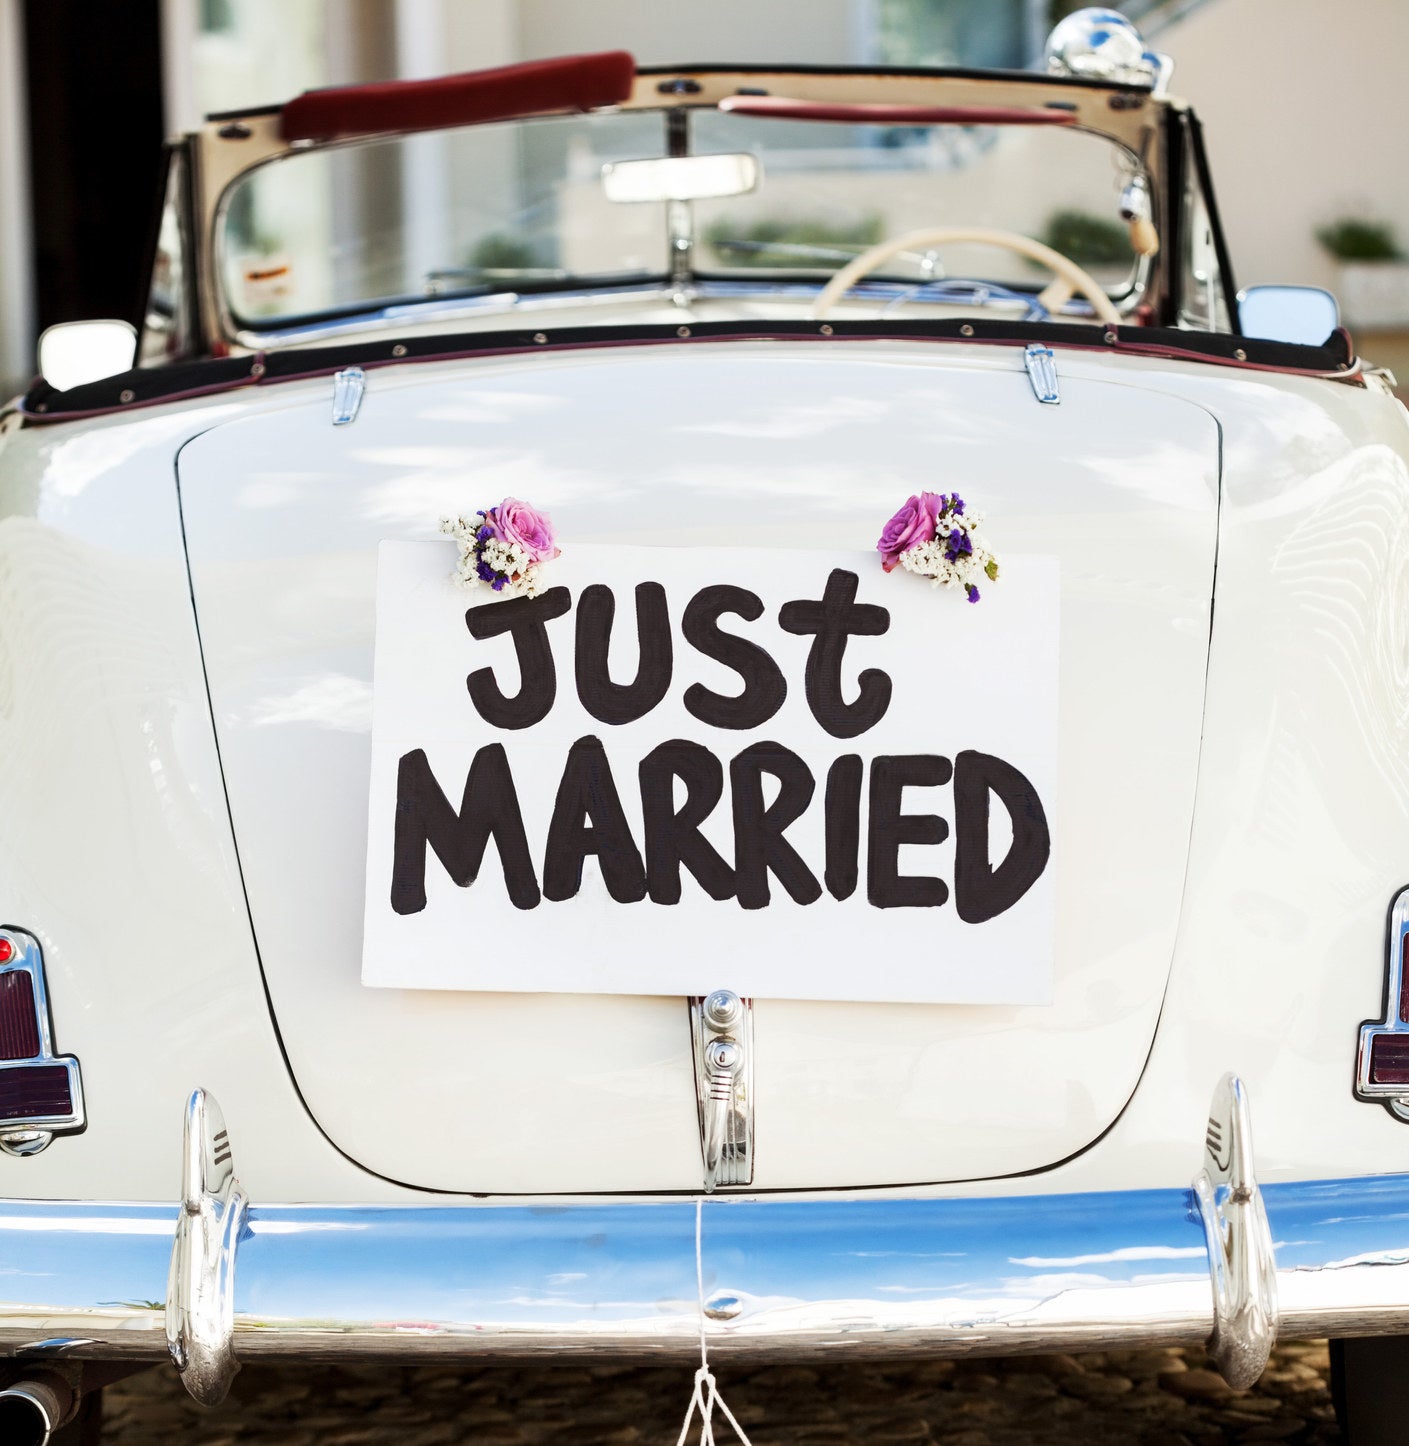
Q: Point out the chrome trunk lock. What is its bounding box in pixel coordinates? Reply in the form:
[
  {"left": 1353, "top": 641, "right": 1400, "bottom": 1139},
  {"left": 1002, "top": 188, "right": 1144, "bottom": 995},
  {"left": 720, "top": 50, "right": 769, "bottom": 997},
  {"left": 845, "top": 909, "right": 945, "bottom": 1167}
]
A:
[{"left": 690, "top": 990, "right": 754, "bottom": 1191}]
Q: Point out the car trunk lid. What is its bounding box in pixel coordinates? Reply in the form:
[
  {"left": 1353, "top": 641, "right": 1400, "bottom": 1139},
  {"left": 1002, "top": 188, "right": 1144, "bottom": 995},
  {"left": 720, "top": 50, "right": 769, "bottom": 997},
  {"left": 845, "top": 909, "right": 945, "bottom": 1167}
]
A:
[{"left": 177, "top": 341, "right": 1218, "bottom": 1193}]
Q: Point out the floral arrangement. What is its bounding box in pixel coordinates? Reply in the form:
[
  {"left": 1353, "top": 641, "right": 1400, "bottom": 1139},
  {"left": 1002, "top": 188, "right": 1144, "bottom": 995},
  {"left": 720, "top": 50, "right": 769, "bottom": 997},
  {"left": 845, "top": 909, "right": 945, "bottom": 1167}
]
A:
[
  {"left": 440, "top": 497, "right": 560, "bottom": 598},
  {"left": 876, "top": 491, "right": 999, "bottom": 603}
]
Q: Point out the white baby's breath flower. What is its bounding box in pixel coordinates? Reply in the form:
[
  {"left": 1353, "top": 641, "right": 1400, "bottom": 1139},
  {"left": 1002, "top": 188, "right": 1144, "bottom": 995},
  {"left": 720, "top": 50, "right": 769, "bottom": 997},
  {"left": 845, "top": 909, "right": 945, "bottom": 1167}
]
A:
[
  {"left": 440, "top": 501, "right": 557, "bottom": 599},
  {"left": 893, "top": 497, "right": 999, "bottom": 601}
]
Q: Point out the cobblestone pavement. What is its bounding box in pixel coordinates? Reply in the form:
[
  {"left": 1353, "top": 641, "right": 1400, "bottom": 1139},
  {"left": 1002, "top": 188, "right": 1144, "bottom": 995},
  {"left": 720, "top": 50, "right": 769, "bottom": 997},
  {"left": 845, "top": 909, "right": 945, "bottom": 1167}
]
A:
[{"left": 101, "top": 1340, "right": 1339, "bottom": 1443}]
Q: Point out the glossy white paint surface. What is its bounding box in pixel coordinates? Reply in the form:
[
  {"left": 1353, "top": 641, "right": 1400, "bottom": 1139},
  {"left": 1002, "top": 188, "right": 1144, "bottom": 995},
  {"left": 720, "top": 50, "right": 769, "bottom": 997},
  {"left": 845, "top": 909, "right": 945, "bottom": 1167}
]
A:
[
  {"left": 1066, "top": 368, "right": 1409, "bottom": 1187},
  {"left": 176, "top": 344, "right": 1217, "bottom": 1192},
  {"left": 0, "top": 402, "right": 390, "bottom": 1205},
  {"left": 1, "top": 343, "right": 1407, "bottom": 1205}
]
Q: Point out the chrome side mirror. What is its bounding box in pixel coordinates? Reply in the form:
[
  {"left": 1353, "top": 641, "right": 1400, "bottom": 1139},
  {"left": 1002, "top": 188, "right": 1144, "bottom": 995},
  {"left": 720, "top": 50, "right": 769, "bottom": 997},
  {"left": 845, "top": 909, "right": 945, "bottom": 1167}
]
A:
[
  {"left": 602, "top": 153, "right": 760, "bottom": 203},
  {"left": 1236, "top": 286, "right": 1339, "bottom": 347},
  {"left": 38, "top": 319, "right": 137, "bottom": 391}
]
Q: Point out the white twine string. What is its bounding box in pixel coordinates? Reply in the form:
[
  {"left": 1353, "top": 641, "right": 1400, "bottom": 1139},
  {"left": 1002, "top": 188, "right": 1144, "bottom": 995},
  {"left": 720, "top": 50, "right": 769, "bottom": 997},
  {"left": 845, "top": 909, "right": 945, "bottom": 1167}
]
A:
[{"left": 675, "top": 1198, "right": 753, "bottom": 1446}]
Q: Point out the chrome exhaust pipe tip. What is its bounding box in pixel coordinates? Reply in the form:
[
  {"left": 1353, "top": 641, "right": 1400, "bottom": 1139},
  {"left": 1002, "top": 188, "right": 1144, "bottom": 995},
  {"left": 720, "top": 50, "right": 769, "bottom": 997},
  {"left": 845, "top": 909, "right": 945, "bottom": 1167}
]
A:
[{"left": 0, "top": 1377, "right": 75, "bottom": 1446}]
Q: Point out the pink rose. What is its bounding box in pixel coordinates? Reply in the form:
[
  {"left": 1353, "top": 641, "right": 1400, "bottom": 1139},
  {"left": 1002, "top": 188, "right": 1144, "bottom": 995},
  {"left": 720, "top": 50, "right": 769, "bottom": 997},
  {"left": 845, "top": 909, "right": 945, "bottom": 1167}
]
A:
[
  {"left": 876, "top": 492, "right": 941, "bottom": 572},
  {"left": 495, "top": 497, "right": 560, "bottom": 565}
]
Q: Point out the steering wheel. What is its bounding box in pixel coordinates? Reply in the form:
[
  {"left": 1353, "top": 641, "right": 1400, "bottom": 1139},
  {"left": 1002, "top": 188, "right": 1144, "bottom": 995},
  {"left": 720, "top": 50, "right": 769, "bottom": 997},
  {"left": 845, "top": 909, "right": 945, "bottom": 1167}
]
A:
[{"left": 810, "top": 225, "right": 1122, "bottom": 326}]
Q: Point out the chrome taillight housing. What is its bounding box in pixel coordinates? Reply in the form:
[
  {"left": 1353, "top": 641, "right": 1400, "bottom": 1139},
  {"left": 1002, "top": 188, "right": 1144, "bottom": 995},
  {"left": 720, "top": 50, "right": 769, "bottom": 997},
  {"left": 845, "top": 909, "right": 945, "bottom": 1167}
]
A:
[
  {"left": 1357, "top": 888, "right": 1409, "bottom": 1121},
  {"left": 0, "top": 929, "right": 85, "bottom": 1156}
]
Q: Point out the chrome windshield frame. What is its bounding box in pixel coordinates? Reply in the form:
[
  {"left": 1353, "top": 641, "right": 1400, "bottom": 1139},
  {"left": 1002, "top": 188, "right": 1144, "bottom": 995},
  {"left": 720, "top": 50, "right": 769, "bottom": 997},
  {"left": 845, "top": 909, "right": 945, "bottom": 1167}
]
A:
[{"left": 188, "top": 64, "right": 1176, "bottom": 356}]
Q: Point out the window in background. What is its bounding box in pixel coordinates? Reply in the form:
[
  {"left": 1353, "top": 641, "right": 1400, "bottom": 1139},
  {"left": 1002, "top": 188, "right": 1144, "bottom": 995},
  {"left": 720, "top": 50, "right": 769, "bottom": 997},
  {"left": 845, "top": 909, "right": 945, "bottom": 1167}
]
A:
[{"left": 876, "top": 0, "right": 1044, "bottom": 69}]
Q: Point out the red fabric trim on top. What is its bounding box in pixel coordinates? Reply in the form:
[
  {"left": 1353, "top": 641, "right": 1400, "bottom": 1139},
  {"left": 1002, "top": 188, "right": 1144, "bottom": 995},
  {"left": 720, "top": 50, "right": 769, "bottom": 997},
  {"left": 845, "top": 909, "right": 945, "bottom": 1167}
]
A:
[
  {"left": 279, "top": 50, "right": 636, "bottom": 142},
  {"left": 717, "top": 96, "right": 1077, "bottom": 126}
]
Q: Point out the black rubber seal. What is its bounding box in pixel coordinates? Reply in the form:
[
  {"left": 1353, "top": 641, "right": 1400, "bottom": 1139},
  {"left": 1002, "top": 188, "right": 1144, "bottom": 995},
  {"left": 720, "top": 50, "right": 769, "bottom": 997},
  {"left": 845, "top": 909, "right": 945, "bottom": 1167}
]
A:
[{"left": 18, "top": 318, "right": 1354, "bottom": 423}]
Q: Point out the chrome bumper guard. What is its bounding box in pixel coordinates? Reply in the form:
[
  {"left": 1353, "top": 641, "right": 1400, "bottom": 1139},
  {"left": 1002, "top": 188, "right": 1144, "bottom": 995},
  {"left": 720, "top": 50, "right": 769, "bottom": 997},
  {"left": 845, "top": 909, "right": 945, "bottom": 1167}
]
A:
[{"left": 1, "top": 1076, "right": 1406, "bottom": 1404}]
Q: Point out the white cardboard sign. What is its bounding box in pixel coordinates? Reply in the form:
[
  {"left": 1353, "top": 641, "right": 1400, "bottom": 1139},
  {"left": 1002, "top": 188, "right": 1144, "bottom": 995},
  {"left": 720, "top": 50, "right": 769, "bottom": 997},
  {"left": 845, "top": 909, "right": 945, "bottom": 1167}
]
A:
[{"left": 363, "top": 543, "right": 1058, "bottom": 1003}]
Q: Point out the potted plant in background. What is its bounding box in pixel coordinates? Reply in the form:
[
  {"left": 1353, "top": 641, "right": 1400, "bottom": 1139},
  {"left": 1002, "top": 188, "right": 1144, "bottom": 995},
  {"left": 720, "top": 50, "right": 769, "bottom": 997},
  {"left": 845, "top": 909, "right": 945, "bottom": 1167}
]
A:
[{"left": 1316, "top": 218, "right": 1409, "bottom": 329}]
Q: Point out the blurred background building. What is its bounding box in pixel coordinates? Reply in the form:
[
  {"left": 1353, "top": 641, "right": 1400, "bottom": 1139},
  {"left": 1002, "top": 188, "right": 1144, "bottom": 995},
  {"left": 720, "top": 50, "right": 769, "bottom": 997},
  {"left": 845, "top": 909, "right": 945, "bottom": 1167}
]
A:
[{"left": 0, "top": 0, "right": 1406, "bottom": 394}]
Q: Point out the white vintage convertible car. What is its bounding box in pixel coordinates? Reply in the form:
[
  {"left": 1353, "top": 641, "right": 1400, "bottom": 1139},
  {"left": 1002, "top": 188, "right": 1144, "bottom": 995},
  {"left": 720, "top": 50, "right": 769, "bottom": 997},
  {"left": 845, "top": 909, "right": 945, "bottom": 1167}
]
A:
[{"left": 3, "top": 9, "right": 1409, "bottom": 1443}]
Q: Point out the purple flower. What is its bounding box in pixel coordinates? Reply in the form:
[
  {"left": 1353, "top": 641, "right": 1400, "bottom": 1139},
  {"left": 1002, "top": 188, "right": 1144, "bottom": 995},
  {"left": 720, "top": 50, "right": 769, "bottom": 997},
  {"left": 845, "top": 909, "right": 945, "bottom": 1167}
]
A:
[
  {"left": 497, "top": 497, "right": 559, "bottom": 565},
  {"left": 476, "top": 525, "right": 494, "bottom": 544},
  {"left": 475, "top": 559, "right": 495, "bottom": 583},
  {"left": 877, "top": 492, "right": 943, "bottom": 573},
  {"left": 966, "top": 585, "right": 980, "bottom": 603},
  {"left": 949, "top": 494, "right": 965, "bottom": 516},
  {"left": 491, "top": 574, "right": 507, "bottom": 591},
  {"left": 944, "top": 528, "right": 973, "bottom": 563}
]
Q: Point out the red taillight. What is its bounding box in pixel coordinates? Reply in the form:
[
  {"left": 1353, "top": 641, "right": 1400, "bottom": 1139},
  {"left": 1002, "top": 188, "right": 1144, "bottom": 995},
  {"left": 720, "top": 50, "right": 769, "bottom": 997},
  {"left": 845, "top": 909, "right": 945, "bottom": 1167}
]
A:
[
  {"left": 1370, "top": 1033, "right": 1409, "bottom": 1085},
  {"left": 0, "top": 932, "right": 86, "bottom": 1149},
  {"left": 0, "top": 971, "right": 40, "bottom": 1060},
  {"left": 0, "top": 1065, "right": 72, "bottom": 1122}
]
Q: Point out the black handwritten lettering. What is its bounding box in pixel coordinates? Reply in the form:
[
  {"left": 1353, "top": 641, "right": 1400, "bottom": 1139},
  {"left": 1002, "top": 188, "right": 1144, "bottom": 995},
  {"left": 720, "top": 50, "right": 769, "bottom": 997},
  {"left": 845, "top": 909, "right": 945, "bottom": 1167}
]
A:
[
  {"left": 639, "top": 740, "right": 736, "bottom": 904},
  {"left": 575, "top": 582, "right": 672, "bottom": 725},
  {"left": 542, "top": 736, "right": 647, "bottom": 903},
  {"left": 682, "top": 584, "right": 787, "bottom": 730},
  {"left": 824, "top": 754, "right": 863, "bottom": 901},
  {"left": 465, "top": 587, "right": 572, "bottom": 730},
  {"left": 779, "top": 568, "right": 891, "bottom": 738},
  {"left": 867, "top": 754, "right": 952, "bottom": 909},
  {"left": 953, "top": 750, "right": 1050, "bottom": 923},
  {"left": 391, "top": 745, "right": 540, "bottom": 914},
  {"left": 730, "top": 741, "right": 822, "bottom": 910},
  {"left": 399, "top": 567, "right": 1052, "bottom": 931}
]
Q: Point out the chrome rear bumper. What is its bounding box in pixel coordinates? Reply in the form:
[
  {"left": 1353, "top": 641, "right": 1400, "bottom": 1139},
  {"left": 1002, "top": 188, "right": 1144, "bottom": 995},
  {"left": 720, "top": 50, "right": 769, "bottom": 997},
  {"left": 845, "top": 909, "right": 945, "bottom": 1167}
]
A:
[
  {"left": 0, "top": 1174, "right": 1406, "bottom": 1360},
  {"left": 3, "top": 1077, "right": 1407, "bottom": 1397}
]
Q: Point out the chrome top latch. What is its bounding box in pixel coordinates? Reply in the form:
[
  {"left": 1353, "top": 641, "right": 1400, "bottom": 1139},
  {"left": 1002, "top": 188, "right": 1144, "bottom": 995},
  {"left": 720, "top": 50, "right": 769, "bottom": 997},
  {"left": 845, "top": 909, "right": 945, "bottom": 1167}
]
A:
[
  {"left": 690, "top": 990, "right": 754, "bottom": 1192},
  {"left": 166, "top": 1088, "right": 247, "bottom": 1406},
  {"left": 332, "top": 366, "right": 365, "bottom": 426},
  {"left": 1194, "top": 1072, "right": 1278, "bottom": 1390},
  {"left": 1023, "top": 343, "right": 1059, "bottom": 404}
]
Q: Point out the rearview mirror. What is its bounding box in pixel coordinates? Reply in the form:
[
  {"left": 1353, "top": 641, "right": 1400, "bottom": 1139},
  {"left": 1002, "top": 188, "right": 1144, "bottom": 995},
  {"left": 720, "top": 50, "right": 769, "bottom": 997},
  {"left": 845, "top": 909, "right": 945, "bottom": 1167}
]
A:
[
  {"left": 38, "top": 319, "right": 137, "bottom": 391},
  {"left": 1237, "top": 286, "right": 1339, "bottom": 347},
  {"left": 602, "top": 153, "right": 760, "bottom": 204}
]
